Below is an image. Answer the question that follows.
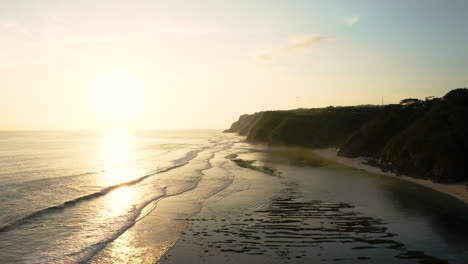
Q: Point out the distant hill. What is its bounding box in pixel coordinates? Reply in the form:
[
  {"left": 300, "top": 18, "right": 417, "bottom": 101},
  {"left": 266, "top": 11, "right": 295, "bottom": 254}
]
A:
[{"left": 225, "top": 88, "right": 468, "bottom": 182}]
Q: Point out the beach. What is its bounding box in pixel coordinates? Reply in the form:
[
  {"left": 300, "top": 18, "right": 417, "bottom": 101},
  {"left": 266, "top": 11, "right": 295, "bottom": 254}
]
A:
[
  {"left": 313, "top": 148, "right": 468, "bottom": 205},
  {"left": 158, "top": 143, "right": 468, "bottom": 264}
]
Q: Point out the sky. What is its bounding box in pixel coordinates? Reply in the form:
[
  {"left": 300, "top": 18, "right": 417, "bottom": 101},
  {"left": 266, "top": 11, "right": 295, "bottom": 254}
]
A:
[{"left": 0, "top": 0, "right": 467, "bottom": 130}]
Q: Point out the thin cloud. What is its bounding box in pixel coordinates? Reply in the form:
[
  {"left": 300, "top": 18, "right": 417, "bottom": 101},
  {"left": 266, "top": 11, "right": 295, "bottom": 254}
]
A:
[
  {"left": 257, "top": 34, "right": 327, "bottom": 61},
  {"left": 344, "top": 16, "right": 360, "bottom": 26},
  {"left": 285, "top": 35, "right": 326, "bottom": 51},
  {"left": 0, "top": 19, "right": 18, "bottom": 29}
]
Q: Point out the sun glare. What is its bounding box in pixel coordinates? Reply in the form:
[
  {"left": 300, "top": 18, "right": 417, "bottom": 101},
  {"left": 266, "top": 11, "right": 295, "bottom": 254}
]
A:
[
  {"left": 101, "top": 129, "right": 139, "bottom": 183},
  {"left": 91, "top": 69, "right": 145, "bottom": 124}
]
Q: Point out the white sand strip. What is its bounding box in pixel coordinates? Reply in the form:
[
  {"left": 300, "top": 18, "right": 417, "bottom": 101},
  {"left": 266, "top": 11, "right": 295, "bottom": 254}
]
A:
[{"left": 313, "top": 148, "right": 468, "bottom": 204}]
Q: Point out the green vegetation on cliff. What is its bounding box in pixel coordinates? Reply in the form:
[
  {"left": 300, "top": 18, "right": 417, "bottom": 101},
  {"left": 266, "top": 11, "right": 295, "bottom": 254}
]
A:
[
  {"left": 226, "top": 88, "right": 468, "bottom": 182},
  {"left": 338, "top": 104, "right": 427, "bottom": 158},
  {"left": 247, "top": 107, "right": 379, "bottom": 147},
  {"left": 224, "top": 112, "right": 264, "bottom": 136},
  {"left": 381, "top": 89, "right": 468, "bottom": 182}
]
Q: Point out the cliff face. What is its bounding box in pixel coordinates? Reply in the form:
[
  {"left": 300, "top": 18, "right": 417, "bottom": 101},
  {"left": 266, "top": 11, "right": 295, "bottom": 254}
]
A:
[
  {"left": 225, "top": 88, "right": 468, "bottom": 182},
  {"left": 380, "top": 89, "right": 468, "bottom": 182},
  {"left": 338, "top": 104, "right": 427, "bottom": 158},
  {"left": 224, "top": 112, "right": 264, "bottom": 136},
  {"left": 246, "top": 107, "right": 380, "bottom": 148}
]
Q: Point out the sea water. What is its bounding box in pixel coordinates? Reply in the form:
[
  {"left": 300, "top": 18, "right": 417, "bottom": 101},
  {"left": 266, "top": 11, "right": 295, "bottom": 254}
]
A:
[
  {"left": 2, "top": 131, "right": 468, "bottom": 264},
  {"left": 0, "top": 130, "right": 230, "bottom": 263}
]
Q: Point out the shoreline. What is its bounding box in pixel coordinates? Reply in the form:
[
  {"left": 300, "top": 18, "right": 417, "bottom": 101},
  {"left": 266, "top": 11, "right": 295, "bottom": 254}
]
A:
[
  {"left": 313, "top": 148, "right": 468, "bottom": 205},
  {"left": 160, "top": 145, "right": 466, "bottom": 263}
]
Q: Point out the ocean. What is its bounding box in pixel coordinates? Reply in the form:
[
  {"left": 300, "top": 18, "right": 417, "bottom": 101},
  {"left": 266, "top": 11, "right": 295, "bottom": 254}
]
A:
[
  {"left": 2, "top": 130, "right": 468, "bottom": 264},
  {"left": 0, "top": 130, "right": 232, "bottom": 263}
]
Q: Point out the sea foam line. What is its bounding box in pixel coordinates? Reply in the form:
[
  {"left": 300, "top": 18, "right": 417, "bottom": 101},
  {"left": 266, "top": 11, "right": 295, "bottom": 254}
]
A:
[
  {"left": 0, "top": 149, "right": 202, "bottom": 233},
  {"left": 77, "top": 142, "right": 235, "bottom": 264}
]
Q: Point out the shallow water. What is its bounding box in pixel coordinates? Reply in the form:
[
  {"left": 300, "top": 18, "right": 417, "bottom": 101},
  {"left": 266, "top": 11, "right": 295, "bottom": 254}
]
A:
[
  {"left": 0, "top": 130, "right": 230, "bottom": 263},
  {"left": 160, "top": 143, "right": 468, "bottom": 264},
  {"left": 1, "top": 132, "right": 468, "bottom": 263}
]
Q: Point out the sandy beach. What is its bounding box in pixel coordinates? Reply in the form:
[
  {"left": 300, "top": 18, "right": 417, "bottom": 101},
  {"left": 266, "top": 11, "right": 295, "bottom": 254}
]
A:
[{"left": 313, "top": 148, "right": 468, "bottom": 205}]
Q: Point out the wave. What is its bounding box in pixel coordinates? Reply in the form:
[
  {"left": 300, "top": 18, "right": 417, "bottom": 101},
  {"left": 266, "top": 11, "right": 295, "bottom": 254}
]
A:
[
  {"left": 17, "top": 138, "right": 235, "bottom": 264},
  {"left": 74, "top": 155, "right": 221, "bottom": 264},
  {"left": 0, "top": 149, "right": 202, "bottom": 233},
  {"left": 36, "top": 154, "right": 216, "bottom": 264},
  {"left": 66, "top": 177, "right": 205, "bottom": 264},
  {"left": 0, "top": 170, "right": 104, "bottom": 188},
  {"left": 75, "top": 143, "right": 234, "bottom": 263},
  {"left": 0, "top": 149, "right": 175, "bottom": 186}
]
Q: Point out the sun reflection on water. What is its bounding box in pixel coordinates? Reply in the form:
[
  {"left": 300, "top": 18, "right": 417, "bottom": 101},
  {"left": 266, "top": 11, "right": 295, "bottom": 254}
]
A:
[
  {"left": 107, "top": 186, "right": 138, "bottom": 216},
  {"left": 100, "top": 130, "right": 139, "bottom": 213},
  {"left": 94, "top": 130, "right": 153, "bottom": 263},
  {"left": 101, "top": 130, "right": 139, "bottom": 183}
]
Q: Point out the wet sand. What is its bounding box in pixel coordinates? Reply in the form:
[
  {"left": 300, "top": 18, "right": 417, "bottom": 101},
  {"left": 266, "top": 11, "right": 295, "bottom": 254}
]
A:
[
  {"left": 159, "top": 149, "right": 451, "bottom": 264},
  {"left": 313, "top": 148, "right": 468, "bottom": 205}
]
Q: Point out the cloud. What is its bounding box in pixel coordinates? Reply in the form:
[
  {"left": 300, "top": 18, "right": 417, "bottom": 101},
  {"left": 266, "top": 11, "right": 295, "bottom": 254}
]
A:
[
  {"left": 344, "top": 16, "right": 360, "bottom": 26},
  {"left": 285, "top": 35, "right": 326, "bottom": 51},
  {"left": 0, "top": 19, "right": 34, "bottom": 48},
  {"left": 257, "top": 34, "right": 327, "bottom": 61},
  {"left": 0, "top": 19, "right": 18, "bottom": 29}
]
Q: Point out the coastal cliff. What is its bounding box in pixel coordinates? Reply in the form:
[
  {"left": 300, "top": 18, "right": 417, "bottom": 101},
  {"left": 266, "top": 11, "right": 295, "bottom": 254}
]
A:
[
  {"left": 224, "top": 112, "right": 264, "bottom": 136},
  {"left": 225, "top": 88, "right": 468, "bottom": 182}
]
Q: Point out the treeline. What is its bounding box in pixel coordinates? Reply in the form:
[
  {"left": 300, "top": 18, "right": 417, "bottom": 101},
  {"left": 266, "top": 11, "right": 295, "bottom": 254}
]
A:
[{"left": 225, "top": 88, "right": 468, "bottom": 182}]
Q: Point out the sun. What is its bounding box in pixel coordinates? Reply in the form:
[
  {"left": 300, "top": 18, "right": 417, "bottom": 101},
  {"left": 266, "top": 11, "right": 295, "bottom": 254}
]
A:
[{"left": 91, "top": 69, "right": 145, "bottom": 124}]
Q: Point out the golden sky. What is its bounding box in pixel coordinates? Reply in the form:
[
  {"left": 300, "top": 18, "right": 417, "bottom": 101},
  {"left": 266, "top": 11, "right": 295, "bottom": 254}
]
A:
[{"left": 1, "top": 1, "right": 467, "bottom": 130}]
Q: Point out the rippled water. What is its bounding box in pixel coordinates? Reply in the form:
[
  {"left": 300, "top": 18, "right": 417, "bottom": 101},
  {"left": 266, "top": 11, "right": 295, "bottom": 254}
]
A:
[
  {"left": 0, "top": 130, "right": 229, "bottom": 263},
  {"left": 2, "top": 131, "right": 468, "bottom": 263},
  {"left": 160, "top": 145, "right": 468, "bottom": 264}
]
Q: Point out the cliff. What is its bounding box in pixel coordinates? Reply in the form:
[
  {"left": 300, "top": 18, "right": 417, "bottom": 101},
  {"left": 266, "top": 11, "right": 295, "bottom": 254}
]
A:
[
  {"left": 224, "top": 112, "right": 264, "bottom": 136},
  {"left": 246, "top": 107, "right": 380, "bottom": 147},
  {"left": 380, "top": 89, "right": 468, "bottom": 182},
  {"left": 225, "top": 88, "right": 468, "bottom": 182}
]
